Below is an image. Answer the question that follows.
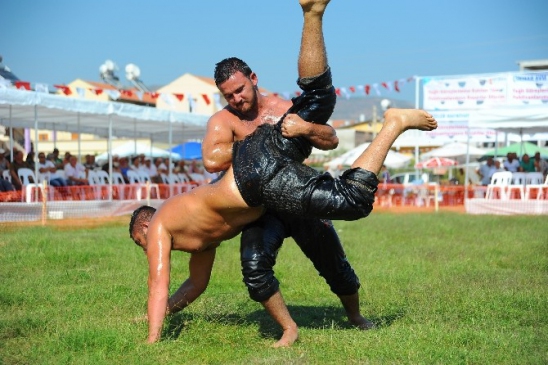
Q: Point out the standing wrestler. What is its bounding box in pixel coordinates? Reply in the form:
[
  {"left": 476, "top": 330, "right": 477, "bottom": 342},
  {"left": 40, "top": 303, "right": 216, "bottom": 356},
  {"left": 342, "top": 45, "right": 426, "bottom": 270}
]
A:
[{"left": 203, "top": 0, "right": 371, "bottom": 348}]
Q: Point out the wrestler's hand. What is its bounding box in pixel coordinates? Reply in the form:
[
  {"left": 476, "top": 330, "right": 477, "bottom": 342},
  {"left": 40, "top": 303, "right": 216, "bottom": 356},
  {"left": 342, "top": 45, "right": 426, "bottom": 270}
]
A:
[{"left": 281, "top": 113, "right": 311, "bottom": 138}]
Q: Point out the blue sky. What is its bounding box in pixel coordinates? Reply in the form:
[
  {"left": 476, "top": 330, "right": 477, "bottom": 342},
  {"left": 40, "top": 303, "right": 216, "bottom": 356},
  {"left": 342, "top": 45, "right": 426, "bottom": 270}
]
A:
[{"left": 2, "top": 0, "right": 547, "bottom": 103}]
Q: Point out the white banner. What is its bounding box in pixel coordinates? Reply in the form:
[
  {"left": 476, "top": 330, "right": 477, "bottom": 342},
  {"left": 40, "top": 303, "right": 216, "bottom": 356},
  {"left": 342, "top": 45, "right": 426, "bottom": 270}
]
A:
[
  {"left": 509, "top": 72, "right": 548, "bottom": 106},
  {"left": 423, "top": 74, "right": 508, "bottom": 110}
]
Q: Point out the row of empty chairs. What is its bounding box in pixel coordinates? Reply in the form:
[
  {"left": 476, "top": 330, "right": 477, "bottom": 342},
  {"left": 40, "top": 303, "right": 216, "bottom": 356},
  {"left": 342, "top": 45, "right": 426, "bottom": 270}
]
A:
[{"left": 485, "top": 171, "right": 548, "bottom": 200}]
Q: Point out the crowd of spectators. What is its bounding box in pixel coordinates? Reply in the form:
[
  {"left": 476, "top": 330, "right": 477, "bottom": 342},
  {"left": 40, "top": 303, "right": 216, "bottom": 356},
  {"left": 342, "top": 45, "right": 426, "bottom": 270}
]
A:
[
  {"left": 477, "top": 151, "right": 548, "bottom": 186},
  {"left": 1, "top": 146, "right": 217, "bottom": 202}
]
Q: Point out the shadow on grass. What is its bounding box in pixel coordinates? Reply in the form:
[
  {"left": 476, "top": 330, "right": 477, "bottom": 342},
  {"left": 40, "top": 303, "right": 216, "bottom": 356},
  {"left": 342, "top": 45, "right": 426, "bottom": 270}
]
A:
[{"left": 162, "top": 305, "right": 406, "bottom": 341}]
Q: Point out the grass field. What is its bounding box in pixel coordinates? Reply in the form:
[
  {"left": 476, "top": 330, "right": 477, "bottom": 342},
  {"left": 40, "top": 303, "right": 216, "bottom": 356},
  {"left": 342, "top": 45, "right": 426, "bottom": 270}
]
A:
[{"left": 1, "top": 212, "right": 547, "bottom": 364}]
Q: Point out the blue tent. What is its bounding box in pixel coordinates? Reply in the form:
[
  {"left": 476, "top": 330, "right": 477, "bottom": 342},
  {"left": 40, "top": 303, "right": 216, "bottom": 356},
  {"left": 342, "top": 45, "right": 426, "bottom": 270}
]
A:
[{"left": 170, "top": 142, "right": 202, "bottom": 160}]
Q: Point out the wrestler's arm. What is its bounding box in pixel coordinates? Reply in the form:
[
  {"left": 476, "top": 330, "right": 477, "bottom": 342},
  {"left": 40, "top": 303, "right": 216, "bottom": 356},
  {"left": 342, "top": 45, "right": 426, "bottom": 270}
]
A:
[
  {"left": 202, "top": 113, "right": 235, "bottom": 173},
  {"left": 166, "top": 247, "right": 217, "bottom": 315},
  {"left": 146, "top": 223, "right": 172, "bottom": 343},
  {"left": 281, "top": 113, "right": 339, "bottom": 150}
]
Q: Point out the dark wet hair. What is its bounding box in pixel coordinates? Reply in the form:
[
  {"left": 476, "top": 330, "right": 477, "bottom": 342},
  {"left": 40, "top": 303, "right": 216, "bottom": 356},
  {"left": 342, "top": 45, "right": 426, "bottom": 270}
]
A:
[
  {"left": 129, "top": 205, "right": 156, "bottom": 245},
  {"left": 214, "top": 57, "right": 252, "bottom": 86}
]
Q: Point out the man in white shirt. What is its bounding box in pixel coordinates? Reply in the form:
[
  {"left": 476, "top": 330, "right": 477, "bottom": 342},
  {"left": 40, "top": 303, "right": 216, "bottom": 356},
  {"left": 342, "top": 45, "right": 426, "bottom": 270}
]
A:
[
  {"left": 64, "top": 155, "right": 88, "bottom": 185},
  {"left": 142, "top": 158, "right": 161, "bottom": 183},
  {"left": 503, "top": 152, "right": 520, "bottom": 172},
  {"left": 477, "top": 157, "right": 496, "bottom": 186},
  {"left": 37, "top": 152, "right": 67, "bottom": 187}
]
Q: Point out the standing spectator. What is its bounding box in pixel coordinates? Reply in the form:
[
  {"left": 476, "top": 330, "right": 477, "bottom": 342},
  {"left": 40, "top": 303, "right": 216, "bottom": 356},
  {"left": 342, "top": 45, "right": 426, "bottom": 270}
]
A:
[
  {"left": 533, "top": 152, "right": 548, "bottom": 178},
  {"left": 477, "top": 157, "right": 496, "bottom": 186},
  {"left": 503, "top": 152, "right": 520, "bottom": 172},
  {"left": 0, "top": 148, "right": 16, "bottom": 193},
  {"left": 493, "top": 160, "right": 504, "bottom": 173},
  {"left": 37, "top": 152, "right": 67, "bottom": 187},
  {"left": 9, "top": 150, "right": 32, "bottom": 190},
  {"left": 64, "top": 155, "right": 88, "bottom": 186}
]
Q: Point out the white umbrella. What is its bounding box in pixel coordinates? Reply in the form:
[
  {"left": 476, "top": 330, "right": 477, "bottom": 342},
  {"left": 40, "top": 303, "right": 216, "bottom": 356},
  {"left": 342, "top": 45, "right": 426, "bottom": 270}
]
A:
[
  {"left": 324, "top": 143, "right": 412, "bottom": 170},
  {"left": 421, "top": 142, "right": 486, "bottom": 164},
  {"left": 95, "top": 141, "right": 181, "bottom": 164}
]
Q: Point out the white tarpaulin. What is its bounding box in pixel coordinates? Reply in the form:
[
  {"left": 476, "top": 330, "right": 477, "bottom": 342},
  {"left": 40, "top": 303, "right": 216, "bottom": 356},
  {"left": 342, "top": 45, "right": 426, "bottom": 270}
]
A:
[
  {"left": 468, "top": 106, "right": 548, "bottom": 134},
  {"left": 0, "top": 88, "right": 209, "bottom": 142},
  {"left": 421, "top": 142, "right": 487, "bottom": 164},
  {"left": 324, "top": 143, "right": 412, "bottom": 170},
  {"left": 95, "top": 141, "right": 181, "bottom": 164}
]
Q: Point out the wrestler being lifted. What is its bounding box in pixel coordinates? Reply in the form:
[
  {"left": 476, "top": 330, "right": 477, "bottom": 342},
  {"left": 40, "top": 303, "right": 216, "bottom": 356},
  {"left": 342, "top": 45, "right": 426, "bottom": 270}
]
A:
[{"left": 129, "top": 0, "right": 437, "bottom": 345}]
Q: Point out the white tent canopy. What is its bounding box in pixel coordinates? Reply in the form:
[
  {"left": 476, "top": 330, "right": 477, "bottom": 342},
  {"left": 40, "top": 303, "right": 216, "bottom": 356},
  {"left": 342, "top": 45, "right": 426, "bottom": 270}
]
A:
[
  {"left": 0, "top": 88, "right": 209, "bottom": 143},
  {"left": 324, "top": 143, "right": 412, "bottom": 170},
  {"left": 95, "top": 141, "right": 181, "bottom": 164},
  {"left": 468, "top": 106, "right": 548, "bottom": 134}
]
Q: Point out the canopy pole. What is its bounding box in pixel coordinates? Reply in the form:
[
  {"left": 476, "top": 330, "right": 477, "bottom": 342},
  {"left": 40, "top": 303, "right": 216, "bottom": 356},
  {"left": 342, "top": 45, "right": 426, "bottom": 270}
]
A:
[
  {"left": 168, "top": 121, "right": 174, "bottom": 196},
  {"left": 414, "top": 76, "right": 421, "bottom": 180},
  {"left": 134, "top": 119, "right": 137, "bottom": 158},
  {"left": 34, "top": 105, "right": 40, "bottom": 201},
  {"left": 464, "top": 125, "right": 471, "bottom": 204},
  {"left": 77, "top": 112, "right": 81, "bottom": 159},
  {"left": 108, "top": 115, "right": 113, "bottom": 201},
  {"left": 9, "top": 106, "right": 13, "bottom": 162}
]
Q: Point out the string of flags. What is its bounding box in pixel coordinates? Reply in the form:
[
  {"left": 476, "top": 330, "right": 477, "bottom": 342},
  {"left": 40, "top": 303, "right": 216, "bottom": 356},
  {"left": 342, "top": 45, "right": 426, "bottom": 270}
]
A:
[{"left": 5, "top": 75, "right": 416, "bottom": 108}]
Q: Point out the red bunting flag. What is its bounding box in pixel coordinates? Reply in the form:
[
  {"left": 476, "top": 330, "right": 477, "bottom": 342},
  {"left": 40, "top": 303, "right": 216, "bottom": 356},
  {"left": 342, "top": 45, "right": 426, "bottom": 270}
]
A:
[
  {"left": 349, "top": 86, "right": 356, "bottom": 93},
  {"left": 91, "top": 88, "right": 104, "bottom": 95},
  {"left": 15, "top": 81, "right": 31, "bottom": 90},
  {"left": 201, "top": 94, "right": 211, "bottom": 105},
  {"left": 147, "top": 92, "right": 160, "bottom": 99},
  {"left": 174, "top": 93, "right": 184, "bottom": 101},
  {"left": 394, "top": 80, "right": 400, "bottom": 92},
  {"left": 365, "top": 85, "right": 371, "bottom": 95},
  {"left": 120, "top": 90, "right": 133, "bottom": 97},
  {"left": 54, "top": 84, "right": 72, "bottom": 95},
  {"left": 335, "top": 88, "right": 341, "bottom": 97}
]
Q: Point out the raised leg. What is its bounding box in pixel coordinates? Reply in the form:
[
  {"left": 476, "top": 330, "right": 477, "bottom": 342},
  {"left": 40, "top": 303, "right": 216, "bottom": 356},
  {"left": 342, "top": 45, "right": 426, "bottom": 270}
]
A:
[
  {"left": 352, "top": 109, "right": 438, "bottom": 174},
  {"left": 298, "top": 0, "right": 331, "bottom": 78}
]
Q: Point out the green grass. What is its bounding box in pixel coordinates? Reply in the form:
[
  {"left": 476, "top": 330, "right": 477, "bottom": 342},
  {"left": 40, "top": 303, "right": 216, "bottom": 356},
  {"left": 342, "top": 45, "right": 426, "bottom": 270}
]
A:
[{"left": 1, "top": 213, "right": 547, "bottom": 364}]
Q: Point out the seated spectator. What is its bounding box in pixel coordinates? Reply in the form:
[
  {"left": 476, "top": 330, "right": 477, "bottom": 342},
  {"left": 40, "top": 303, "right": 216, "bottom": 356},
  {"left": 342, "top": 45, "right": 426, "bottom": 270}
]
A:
[
  {"left": 143, "top": 158, "right": 161, "bottom": 183},
  {"left": 130, "top": 156, "right": 142, "bottom": 172},
  {"left": 503, "top": 152, "right": 520, "bottom": 172},
  {"left": 83, "top": 154, "right": 100, "bottom": 171},
  {"left": 533, "top": 152, "right": 548, "bottom": 178},
  {"left": 119, "top": 157, "right": 131, "bottom": 183},
  {"left": 26, "top": 151, "right": 36, "bottom": 171},
  {"left": 64, "top": 155, "right": 88, "bottom": 186},
  {"left": 62, "top": 152, "right": 72, "bottom": 168},
  {"left": 47, "top": 148, "right": 64, "bottom": 170},
  {"left": 477, "top": 157, "right": 496, "bottom": 186},
  {"left": 9, "top": 150, "right": 33, "bottom": 190},
  {"left": 0, "top": 148, "right": 16, "bottom": 193},
  {"left": 154, "top": 157, "right": 168, "bottom": 176},
  {"left": 519, "top": 153, "right": 535, "bottom": 172},
  {"left": 37, "top": 152, "right": 67, "bottom": 187}
]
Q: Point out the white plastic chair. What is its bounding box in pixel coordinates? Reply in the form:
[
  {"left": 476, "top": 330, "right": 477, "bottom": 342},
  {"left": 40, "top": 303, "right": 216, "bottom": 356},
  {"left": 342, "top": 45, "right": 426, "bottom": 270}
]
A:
[
  {"left": 524, "top": 172, "right": 545, "bottom": 199},
  {"left": 111, "top": 172, "right": 126, "bottom": 200},
  {"left": 127, "top": 170, "right": 160, "bottom": 200},
  {"left": 18, "top": 168, "right": 42, "bottom": 203},
  {"left": 3, "top": 170, "right": 12, "bottom": 182},
  {"left": 507, "top": 172, "right": 527, "bottom": 200},
  {"left": 534, "top": 174, "right": 548, "bottom": 200},
  {"left": 485, "top": 171, "right": 512, "bottom": 200}
]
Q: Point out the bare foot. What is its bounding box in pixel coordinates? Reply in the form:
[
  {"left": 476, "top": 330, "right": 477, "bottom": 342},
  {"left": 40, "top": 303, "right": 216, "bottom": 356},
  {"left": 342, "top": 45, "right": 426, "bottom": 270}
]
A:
[
  {"left": 383, "top": 108, "right": 438, "bottom": 133},
  {"left": 349, "top": 316, "right": 376, "bottom": 330},
  {"left": 300, "top": 0, "right": 331, "bottom": 15},
  {"left": 272, "top": 327, "right": 299, "bottom": 348}
]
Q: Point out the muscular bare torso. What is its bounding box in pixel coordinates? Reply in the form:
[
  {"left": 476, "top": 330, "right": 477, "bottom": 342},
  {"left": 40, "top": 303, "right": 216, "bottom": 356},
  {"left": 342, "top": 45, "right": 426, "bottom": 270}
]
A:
[
  {"left": 229, "top": 94, "right": 292, "bottom": 141},
  {"left": 153, "top": 167, "right": 264, "bottom": 253}
]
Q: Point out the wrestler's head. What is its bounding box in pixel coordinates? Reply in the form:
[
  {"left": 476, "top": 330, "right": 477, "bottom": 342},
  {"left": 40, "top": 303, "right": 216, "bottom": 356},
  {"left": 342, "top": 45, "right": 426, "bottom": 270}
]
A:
[
  {"left": 214, "top": 57, "right": 258, "bottom": 115},
  {"left": 129, "top": 205, "right": 156, "bottom": 252}
]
